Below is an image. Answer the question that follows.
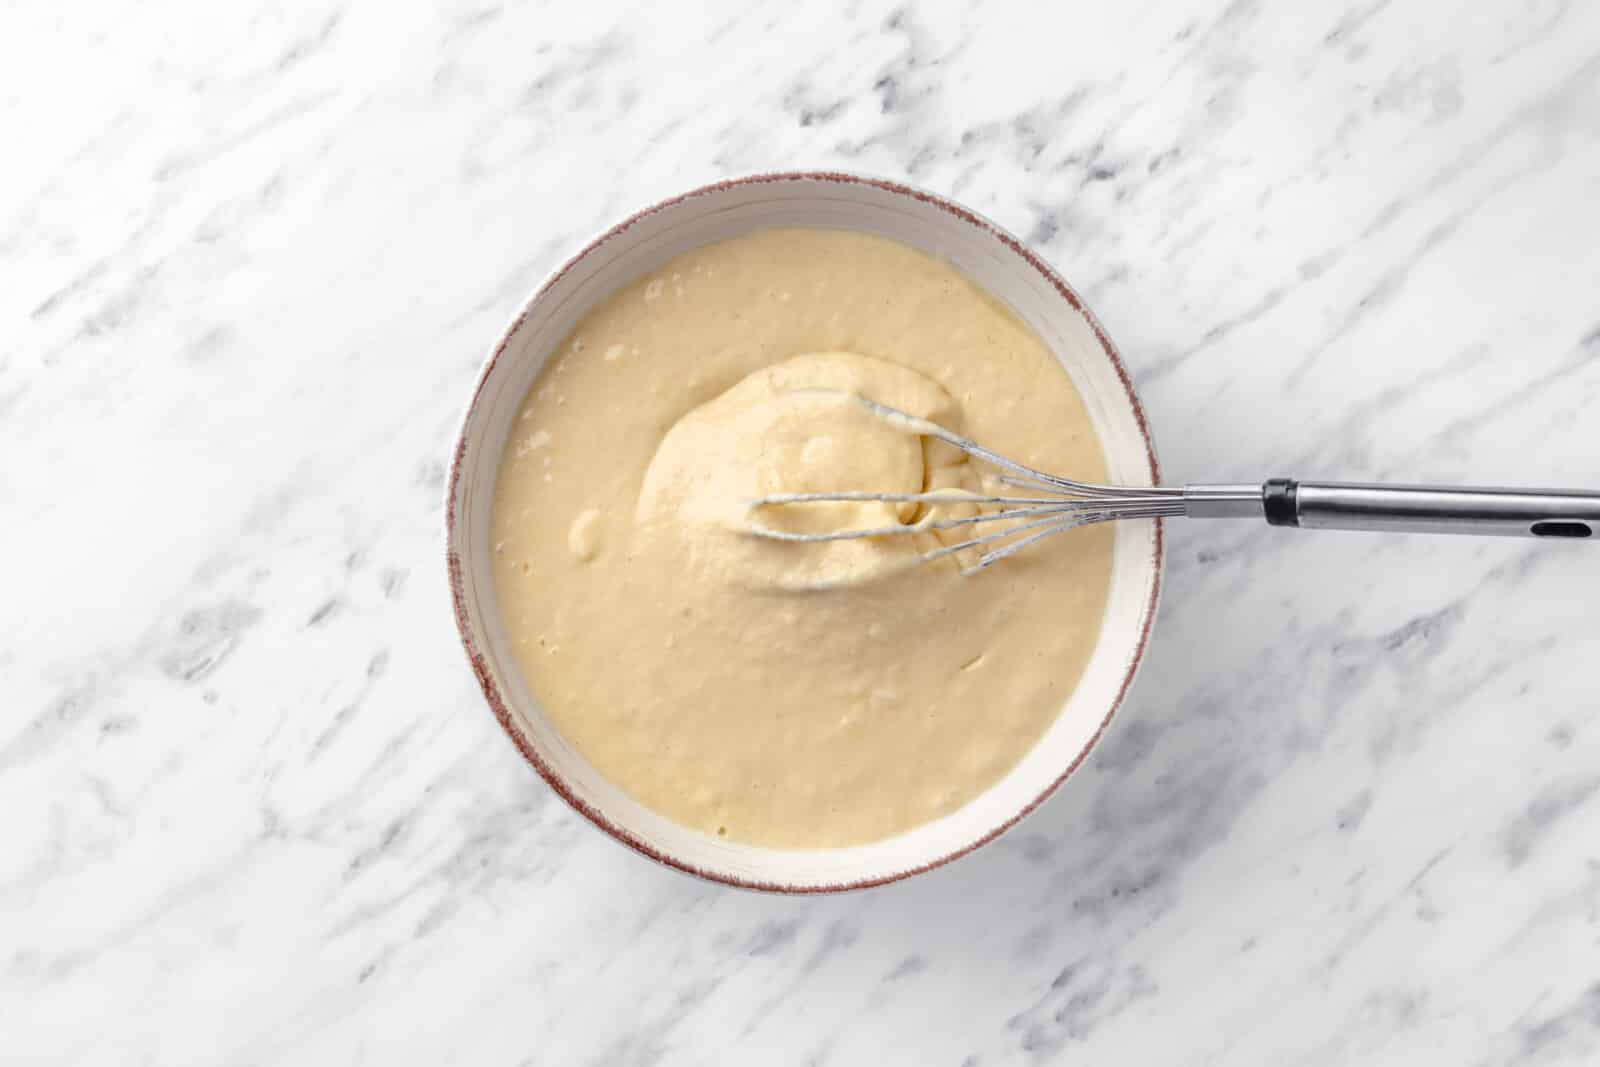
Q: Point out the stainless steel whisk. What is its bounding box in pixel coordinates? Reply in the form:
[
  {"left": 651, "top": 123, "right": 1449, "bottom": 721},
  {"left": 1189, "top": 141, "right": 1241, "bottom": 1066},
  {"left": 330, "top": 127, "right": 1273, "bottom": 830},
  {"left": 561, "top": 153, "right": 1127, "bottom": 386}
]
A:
[{"left": 747, "top": 396, "right": 1600, "bottom": 574}]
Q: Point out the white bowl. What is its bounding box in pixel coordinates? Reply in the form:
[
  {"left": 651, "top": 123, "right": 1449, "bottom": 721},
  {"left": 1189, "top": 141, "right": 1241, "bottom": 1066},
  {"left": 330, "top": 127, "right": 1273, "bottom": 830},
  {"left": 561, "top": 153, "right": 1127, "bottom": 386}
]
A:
[{"left": 447, "top": 172, "right": 1162, "bottom": 892}]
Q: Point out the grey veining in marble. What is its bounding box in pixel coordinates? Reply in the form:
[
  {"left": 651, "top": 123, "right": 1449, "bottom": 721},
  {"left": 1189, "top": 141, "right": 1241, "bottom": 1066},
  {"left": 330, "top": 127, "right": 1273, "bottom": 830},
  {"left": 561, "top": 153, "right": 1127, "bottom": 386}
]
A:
[{"left": 4, "top": 1, "right": 1600, "bottom": 1063}]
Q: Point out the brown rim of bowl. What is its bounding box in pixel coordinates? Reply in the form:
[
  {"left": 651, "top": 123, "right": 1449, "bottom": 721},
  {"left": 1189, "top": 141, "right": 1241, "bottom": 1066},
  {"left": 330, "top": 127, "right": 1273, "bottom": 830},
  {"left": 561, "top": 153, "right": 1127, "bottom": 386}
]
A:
[{"left": 445, "top": 170, "right": 1164, "bottom": 894}]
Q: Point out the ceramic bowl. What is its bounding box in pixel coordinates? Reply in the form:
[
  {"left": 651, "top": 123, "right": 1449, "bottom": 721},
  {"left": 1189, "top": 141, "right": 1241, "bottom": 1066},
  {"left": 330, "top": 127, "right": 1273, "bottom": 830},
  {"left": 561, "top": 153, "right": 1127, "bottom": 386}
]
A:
[{"left": 447, "top": 172, "right": 1162, "bottom": 892}]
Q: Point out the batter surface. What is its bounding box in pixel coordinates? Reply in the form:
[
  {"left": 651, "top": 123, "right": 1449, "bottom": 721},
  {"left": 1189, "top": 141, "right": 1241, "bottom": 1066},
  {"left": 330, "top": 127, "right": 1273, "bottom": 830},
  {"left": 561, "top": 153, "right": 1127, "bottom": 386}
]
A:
[{"left": 491, "top": 228, "right": 1112, "bottom": 848}]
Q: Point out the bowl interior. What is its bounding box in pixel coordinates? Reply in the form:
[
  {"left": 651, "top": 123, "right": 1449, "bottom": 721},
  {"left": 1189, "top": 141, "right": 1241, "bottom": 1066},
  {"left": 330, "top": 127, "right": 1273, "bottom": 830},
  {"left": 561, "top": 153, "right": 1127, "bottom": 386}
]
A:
[{"left": 448, "top": 174, "right": 1161, "bottom": 891}]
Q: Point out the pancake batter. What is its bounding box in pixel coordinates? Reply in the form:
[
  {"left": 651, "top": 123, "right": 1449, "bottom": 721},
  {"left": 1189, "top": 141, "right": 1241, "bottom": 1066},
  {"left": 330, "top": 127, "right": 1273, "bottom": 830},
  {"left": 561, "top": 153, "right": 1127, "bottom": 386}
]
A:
[{"left": 491, "top": 228, "right": 1112, "bottom": 848}]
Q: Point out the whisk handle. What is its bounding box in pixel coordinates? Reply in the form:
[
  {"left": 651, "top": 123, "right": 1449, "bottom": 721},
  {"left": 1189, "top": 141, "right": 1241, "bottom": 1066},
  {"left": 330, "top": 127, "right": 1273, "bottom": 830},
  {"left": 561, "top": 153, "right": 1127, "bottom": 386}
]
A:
[{"left": 1186, "top": 481, "right": 1600, "bottom": 539}]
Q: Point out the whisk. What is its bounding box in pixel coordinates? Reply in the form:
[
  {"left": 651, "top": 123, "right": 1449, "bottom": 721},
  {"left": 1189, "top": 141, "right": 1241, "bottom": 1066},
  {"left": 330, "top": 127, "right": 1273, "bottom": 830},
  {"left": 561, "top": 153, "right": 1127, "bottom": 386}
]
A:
[{"left": 747, "top": 395, "right": 1600, "bottom": 574}]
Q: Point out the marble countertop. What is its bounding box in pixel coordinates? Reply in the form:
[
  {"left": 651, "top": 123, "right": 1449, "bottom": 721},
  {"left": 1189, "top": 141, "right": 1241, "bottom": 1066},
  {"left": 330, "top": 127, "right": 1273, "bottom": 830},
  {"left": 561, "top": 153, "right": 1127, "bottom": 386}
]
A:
[{"left": 7, "top": 1, "right": 1600, "bottom": 1063}]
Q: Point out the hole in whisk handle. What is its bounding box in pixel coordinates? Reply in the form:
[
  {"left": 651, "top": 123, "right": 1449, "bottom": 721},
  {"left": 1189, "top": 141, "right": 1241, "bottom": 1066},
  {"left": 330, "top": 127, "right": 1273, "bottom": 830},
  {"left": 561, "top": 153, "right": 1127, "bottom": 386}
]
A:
[{"left": 1531, "top": 521, "right": 1593, "bottom": 538}]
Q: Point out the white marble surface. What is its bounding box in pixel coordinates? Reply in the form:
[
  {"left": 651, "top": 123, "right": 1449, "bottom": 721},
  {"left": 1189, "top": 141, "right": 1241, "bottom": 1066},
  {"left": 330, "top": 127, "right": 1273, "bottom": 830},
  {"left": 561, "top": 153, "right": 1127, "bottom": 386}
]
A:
[{"left": 5, "top": 0, "right": 1600, "bottom": 1062}]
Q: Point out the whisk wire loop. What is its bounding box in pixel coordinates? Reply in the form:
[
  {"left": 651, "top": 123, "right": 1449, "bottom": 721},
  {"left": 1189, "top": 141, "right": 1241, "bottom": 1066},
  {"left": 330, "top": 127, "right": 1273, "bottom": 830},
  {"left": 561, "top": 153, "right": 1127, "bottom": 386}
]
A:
[{"left": 745, "top": 396, "right": 1178, "bottom": 573}]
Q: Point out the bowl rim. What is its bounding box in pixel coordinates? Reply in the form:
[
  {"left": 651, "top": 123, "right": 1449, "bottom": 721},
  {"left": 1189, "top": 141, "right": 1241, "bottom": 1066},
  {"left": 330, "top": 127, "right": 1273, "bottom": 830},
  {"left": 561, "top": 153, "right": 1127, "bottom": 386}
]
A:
[{"left": 445, "top": 170, "right": 1164, "bottom": 893}]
